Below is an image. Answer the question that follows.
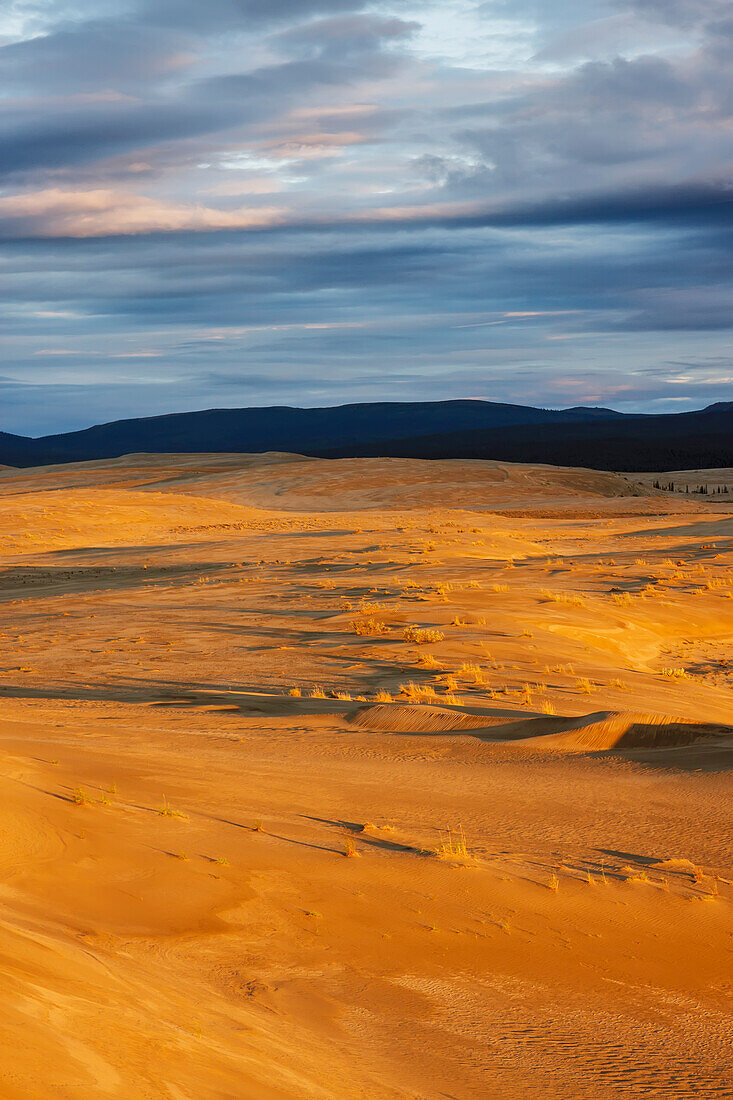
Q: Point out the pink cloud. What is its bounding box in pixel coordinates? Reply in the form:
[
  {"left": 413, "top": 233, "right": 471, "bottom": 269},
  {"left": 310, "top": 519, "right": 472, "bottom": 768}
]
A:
[{"left": 0, "top": 188, "right": 286, "bottom": 237}]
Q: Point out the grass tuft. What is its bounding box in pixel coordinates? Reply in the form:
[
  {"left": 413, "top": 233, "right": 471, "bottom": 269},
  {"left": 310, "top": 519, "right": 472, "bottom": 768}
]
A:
[
  {"left": 159, "top": 796, "right": 188, "bottom": 819},
  {"left": 434, "top": 826, "right": 472, "bottom": 863}
]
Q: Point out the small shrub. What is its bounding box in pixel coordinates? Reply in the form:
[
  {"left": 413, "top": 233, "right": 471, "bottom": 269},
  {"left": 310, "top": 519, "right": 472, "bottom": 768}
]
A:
[
  {"left": 403, "top": 625, "right": 445, "bottom": 645},
  {"left": 352, "top": 618, "right": 390, "bottom": 636},
  {"left": 543, "top": 591, "right": 586, "bottom": 607},
  {"left": 358, "top": 599, "right": 386, "bottom": 614}
]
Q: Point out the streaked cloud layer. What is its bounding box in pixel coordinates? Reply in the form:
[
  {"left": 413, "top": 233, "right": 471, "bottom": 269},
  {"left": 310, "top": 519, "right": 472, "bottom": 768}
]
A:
[{"left": 1, "top": 0, "right": 731, "bottom": 433}]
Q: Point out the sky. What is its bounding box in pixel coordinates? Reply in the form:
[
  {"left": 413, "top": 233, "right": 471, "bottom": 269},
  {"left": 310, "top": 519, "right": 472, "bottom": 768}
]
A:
[{"left": 0, "top": 0, "right": 731, "bottom": 435}]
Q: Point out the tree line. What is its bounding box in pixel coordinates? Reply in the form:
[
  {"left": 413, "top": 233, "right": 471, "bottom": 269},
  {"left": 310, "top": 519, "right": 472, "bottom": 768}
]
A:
[{"left": 652, "top": 480, "right": 730, "bottom": 494}]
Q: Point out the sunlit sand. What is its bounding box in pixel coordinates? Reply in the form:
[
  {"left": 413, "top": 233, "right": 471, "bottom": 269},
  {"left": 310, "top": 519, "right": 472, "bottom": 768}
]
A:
[{"left": 0, "top": 453, "right": 730, "bottom": 1098}]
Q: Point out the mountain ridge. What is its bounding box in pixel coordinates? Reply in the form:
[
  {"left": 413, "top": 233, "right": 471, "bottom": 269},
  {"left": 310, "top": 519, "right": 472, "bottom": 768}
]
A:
[{"left": 1, "top": 399, "right": 730, "bottom": 472}]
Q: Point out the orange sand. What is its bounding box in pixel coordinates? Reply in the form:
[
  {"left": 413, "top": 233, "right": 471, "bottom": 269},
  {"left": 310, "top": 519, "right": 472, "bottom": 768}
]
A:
[{"left": 0, "top": 453, "right": 730, "bottom": 1098}]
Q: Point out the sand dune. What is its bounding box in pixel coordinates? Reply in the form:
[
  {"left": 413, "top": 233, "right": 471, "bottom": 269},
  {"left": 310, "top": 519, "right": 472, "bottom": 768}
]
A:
[
  {"left": 351, "top": 702, "right": 733, "bottom": 751},
  {"left": 0, "top": 452, "right": 730, "bottom": 1098},
  {"left": 517, "top": 710, "right": 733, "bottom": 751},
  {"left": 0, "top": 450, "right": 704, "bottom": 513}
]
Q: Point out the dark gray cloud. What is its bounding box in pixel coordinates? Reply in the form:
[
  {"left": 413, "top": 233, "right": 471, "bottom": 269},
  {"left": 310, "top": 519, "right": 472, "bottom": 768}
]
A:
[
  {"left": 0, "top": 100, "right": 232, "bottom": 177},
  {"left": 136, "top": 0, "right": 370, "bottom": 31},
  {"left": 0, "top": 20, "right": 193, "bottom": 93}
]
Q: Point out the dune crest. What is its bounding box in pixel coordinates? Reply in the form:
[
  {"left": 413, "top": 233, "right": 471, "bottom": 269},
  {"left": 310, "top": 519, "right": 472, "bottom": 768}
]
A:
[
  {"left": 515, "top": 709, "right": 733, "bottom": 751},
  {"left": 351, "top": 702, "right": 733, "bottom": 752},
  {"left": 349, "top": 702, "right": 500, "bottom": 732}
]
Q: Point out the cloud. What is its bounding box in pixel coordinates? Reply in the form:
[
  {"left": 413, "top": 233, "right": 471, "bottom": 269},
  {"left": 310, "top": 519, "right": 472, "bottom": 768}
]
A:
[
  {"left": 0, "top": 19, "right": 195, "bottom": 93},
  {"left": 614, "top": 0, "right": 731, "bottom": 29},
  {"left": 0, "top": 0, "right": 730, "bottom": 433},
  {"left": 615, "top": 286, "right": 733, "bottom": 331},
  {"left": 533, "top": 12, "right": 686, "bottom": 63},
  {"left": 332, "top": 181, "right": 733, "bottom": 234},
  {"left": 0, "top": 98, "right": 236, "bottom": 178},
  {"left": 275, "top": 15, "right": 420, "bottom": 59},
  {"left": 136, "top": 0, "right": 371, "bottom": 31},
  {"left": 0, "top": 187, "right": 285, "bottom": 235},
  {"left": 4, "top": 179, "right": 729, "bottom": 239}
]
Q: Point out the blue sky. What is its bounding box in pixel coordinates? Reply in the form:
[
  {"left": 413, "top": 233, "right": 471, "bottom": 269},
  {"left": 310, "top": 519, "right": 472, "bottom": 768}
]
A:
[{"left": 0, "top": 0, "right": 731, "bottom": 434}]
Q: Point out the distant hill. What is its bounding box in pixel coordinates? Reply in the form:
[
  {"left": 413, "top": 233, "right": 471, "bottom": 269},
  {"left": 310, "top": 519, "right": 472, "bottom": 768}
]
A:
[
  {"left": 1, "top": 399, "right": 731, "bottom": 472},
  {"left": 20, "top": 401, "right": 617, "bottom": 465},
  {"left": 0, "top": 430, "right": 45, "bottom": 466},
  {"left": 315, "top": 402, "right": 733, "bottom": 471}
]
